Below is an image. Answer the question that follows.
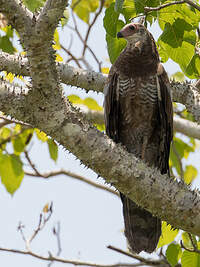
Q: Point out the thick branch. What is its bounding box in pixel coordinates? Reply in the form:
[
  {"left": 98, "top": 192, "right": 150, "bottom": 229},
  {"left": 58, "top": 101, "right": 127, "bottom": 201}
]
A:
[
  {"left": 1, "top": 77, "right": 200, "bottom": 236},
  {"left": 36, "top": 0, "right": 68, "bottom": 41},
  {"left": 76, "top": 104, "right": 200, "bottom": 140},
  {"left": 174, "top": 117, "right": 200, "bottom": 139},
  {"left": 1, "top": 55, "right": 200, "bottom": 138},
  {"left": 1, "top": 53, "right": 200, "bottom": 120},
  {"left": 0, "top": 53, "right": 29, "bottom": 75},
  {"left": 0, "top": 81, "right": 28, "bottom": 120},
  {"left": 171, "top": 81, "right": 200, "bottom": 123},
  {"left": 0, "top": 0, "right": 32, "bottom": 35}
]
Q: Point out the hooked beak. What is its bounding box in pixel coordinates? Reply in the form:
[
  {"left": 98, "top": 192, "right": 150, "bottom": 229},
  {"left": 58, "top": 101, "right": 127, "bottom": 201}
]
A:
[{"left": 117, "top": 31, "right": 123, "bottom": 38}]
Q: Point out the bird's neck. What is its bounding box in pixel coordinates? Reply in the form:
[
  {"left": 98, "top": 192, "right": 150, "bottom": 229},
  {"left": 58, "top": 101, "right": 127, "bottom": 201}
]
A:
[{"left": 115, "top": 39, "right": 159, "bottom": 77}]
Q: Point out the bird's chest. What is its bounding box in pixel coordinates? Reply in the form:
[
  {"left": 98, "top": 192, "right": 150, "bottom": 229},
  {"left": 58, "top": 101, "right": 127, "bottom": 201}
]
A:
[{"left": 118, "top": 76, "right": 158, "bottom": 127}]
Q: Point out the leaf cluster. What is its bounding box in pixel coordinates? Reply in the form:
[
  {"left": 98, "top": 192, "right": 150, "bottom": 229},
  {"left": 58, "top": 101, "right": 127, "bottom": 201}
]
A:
[{"left": 103, "top": 0, "right": 200, "bottom": 78}]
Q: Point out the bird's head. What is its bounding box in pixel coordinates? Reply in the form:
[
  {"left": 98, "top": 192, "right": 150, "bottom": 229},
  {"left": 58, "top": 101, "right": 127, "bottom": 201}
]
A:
[{"left": 117, "top": 23, "right": 149, "bottom": 44}]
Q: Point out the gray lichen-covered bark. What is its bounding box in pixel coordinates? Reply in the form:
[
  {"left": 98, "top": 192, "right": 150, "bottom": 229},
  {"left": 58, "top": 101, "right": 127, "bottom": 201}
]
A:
[{"left": 0, "top": 0, "right": 200, "bottom": 237}]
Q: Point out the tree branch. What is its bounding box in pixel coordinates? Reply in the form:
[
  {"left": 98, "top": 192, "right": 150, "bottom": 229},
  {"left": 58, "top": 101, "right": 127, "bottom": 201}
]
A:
[
  {"left": 0, "top": 0, "right": 32, "bottom": 35},
  {"left": 144, "top": 1, "right": 186, "bottom": 12},
  {"left": 76, "top": 104, "right": 200, "bottom": 140},
  {"left": 173, "top": 116, "right": 200, "bottom": 139},
  {"left": 144, "top": 0, "right": 200, "bottom": 12},
  {"left": 1, "top": 52, "right": 200, "bottom": 124},
  {"left": 107, "top": 246, "right": 170, "bottom": 266},
  {"left": 0, "top": 247, "right": 144, "bottom": 267},
  {"left": 25, "top": 169, "right": 119, "bottom": 197}
]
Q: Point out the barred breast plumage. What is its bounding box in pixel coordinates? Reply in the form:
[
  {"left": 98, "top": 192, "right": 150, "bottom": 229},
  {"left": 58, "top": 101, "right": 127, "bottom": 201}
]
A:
[{"left": 104, "top": 23, "right": 173, "bottom": 253}]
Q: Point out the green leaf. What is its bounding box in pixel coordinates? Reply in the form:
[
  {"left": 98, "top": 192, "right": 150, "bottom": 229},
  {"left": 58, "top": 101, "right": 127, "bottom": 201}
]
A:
[
  {"left": 68, "top": 95, "right": 103, "bottom": 111},
  {"left": 173, "top": 137, "right": 194, "bottom": 159},
  {"left": 83, "top": 97, "right": 103, "bottom": 111},
  {"left": 158, "top": 39, "right": 195, "bottom": 75},
  {"left": 103, "top": 3, "right": 119, "bottom": 37},
  {"left": 106, "top": 20, "right": 126, "bottom": 63},
  {"left": 185, "top": 55, "right": 200, "bottom": 79},
  {"left": 157, "top": 43, "right": 169, "bottom": 63},
  {"left": 0, "top": 36, "right": 15, "bottom": 54},
  {"left": 0, "top": 127, "right": 11, "bottom": 139},
  {"left": 158, "top": 3, "right": 200, "bottom": 30},
  {"left": 0, "top": 154, "right": 24, "bottom": 195},
  {"left": 166, "top": 243, "right": 182, "bottom": 267},
  {"left": 184, "top": 165, "right": 198, "bottom": 184},
  {"left": 12, "top": 137, "right": 25, "bottom": 154},
  {"left": 159, "top": 19, "right": 193, "bottom": 48},
  {"left": 35, "top": 129, "right": 48, "bottom": 142},
  {"left": 61, "top": 9, "right": 69, "bottom": 27},
  {"left": 181, "top": 250, "right": 200, "bottom": 267},
  {"left": 72, "top": 0, "right": 99, "bottom": 24},
  {"left": 68, "top": 95, "right": 82, "bottom": 104},
  {"left": 170, "top": 71, "right": 185, "bottom": 82},
  {"left": 182, "top": 232, "right": 197, "bottom": 250},
  {"left": 134, "top": 0, "right": 161, "bottom": 14},
  {"left": 158, "top": 18, "right": 198, "bottom": 77},
  {"left": 115, "top": 0, "right": 124, "bottom": 12},
  {"left": 1, "top": 25, "right": 13, "bottom": 38},
  {"left": 157, "top": 221, "right": 179, "bottom": 248},
  {"left": 134, "top": 0, "right": 147, "bottom": 14},
  {"left": 47, "top": 139, "right": 58, "bottom": 162},
  {"left": 94, "top": 123, "right": 105, "bottom": 132},
  {"left": 23, "top": 0, "right": 45, "bottom": 12},
  {"left": 12, "top": 129, "right": 33, "bottom": 155},
  {"left": 121, "top": 0, "right": 136, "bottom": 21},
  {"left": 170, "top": 137, "right": 194, "bottom": 176}
]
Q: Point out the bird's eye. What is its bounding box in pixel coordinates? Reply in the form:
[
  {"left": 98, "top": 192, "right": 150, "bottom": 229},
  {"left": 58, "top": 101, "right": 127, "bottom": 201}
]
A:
[{"left": 129, "top": 25, "right": 135, "bottom": 30}]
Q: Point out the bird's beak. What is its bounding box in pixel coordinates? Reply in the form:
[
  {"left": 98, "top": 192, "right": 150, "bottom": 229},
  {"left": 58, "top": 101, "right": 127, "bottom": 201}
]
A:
[{"left": 117, "top": 31, "right": 123, "bottom": 38}]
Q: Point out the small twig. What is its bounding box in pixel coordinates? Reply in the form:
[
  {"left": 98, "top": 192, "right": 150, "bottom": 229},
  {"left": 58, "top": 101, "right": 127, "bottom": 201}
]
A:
[
  {"left": 180, "top": 240, "right": 200, "bottom": 254},
  {"left": 24, "top": 150, "right": 43, "bottom": 177},
  {"left": 0, "top": 119, "right": 12, "bottom": 128},
  {"left": 70, "top": 9, "right": 102, "bottom": 71},
  {"left": 144, "top": 0, "right": 200, "bottom": 12},
  {"left": 61, "top": 44, "right": 82, "bottom": 68},
  {"left": 188, "top": 233, "right": 198, "bottom": 250},
  {"left": 0, "top": 128, "right": 28, "bottom": 148},
  {"left": 82, "top": 0, "right": 105, "bottom": 57},
  {"left": 48, "top": 222, "right": 62, "bottom": 267},
  {"left": 0, "top": 115, "right": 31, "bottom": 127},
  {"left": 17, "top": 222, "right": 27, "bottom": 244},
  {"left": 53, "top": 222, "right": 62, "bottom": 257},
  {"left": 144, "top": 1, "right": 185, "bottom": 12},
  {"left": 25, "top": 169, "right": 119, "bottom": 197},
  {"left": 26, "top": 202, "right": 53, "bottom": 250},
  {"left": 107, "top": 246, "right": 169, "bottom": 266},
  {"left": 0, "top": 247, "right": 147, "bottom": 267},
  {"left": 184, "top": 0, "right": 200, "bottom": 12}
]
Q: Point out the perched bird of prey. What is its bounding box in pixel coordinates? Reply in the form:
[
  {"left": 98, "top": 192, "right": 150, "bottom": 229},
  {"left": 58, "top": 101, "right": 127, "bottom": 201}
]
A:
[{"left": 104, "top": 23, "right": 173, "bottom": 253}]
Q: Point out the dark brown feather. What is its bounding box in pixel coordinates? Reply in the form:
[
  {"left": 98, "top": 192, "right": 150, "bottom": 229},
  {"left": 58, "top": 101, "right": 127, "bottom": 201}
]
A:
[{"left": 104, "top": 23, "right": 173, "bottom": 253}]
